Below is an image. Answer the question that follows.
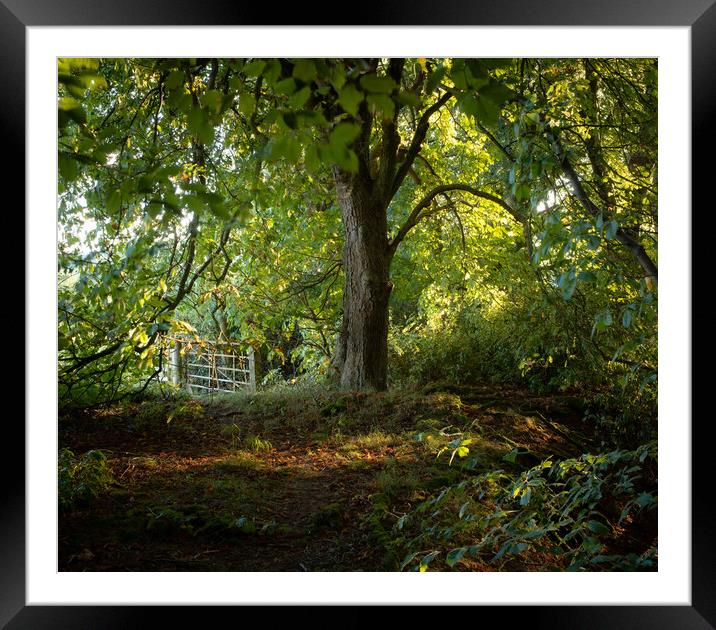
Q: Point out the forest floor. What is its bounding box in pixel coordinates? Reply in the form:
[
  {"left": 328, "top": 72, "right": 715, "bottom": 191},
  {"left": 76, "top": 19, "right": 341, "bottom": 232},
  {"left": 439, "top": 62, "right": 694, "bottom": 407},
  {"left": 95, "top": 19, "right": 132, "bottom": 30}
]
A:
[{"left": 58, "top": 382, "right": 655, "bottom": 572}]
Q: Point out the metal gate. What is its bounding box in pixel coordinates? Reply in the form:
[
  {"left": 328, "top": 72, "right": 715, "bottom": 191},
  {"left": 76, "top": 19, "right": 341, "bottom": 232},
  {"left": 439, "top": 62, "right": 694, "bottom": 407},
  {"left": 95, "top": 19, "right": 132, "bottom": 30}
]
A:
[{"left": 160, "top": 335, "right": 257, "bottom": 393}]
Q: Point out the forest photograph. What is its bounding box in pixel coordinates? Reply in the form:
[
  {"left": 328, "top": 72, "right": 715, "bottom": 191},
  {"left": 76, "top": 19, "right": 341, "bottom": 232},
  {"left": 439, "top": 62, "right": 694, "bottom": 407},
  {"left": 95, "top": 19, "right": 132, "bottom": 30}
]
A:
[{"left": 57, "top": 56, "right": 658, "bottom": 573}]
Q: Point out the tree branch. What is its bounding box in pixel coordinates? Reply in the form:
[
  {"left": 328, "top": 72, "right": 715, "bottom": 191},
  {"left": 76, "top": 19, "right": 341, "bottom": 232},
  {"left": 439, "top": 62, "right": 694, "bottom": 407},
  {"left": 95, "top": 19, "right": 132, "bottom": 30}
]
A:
[
  {"left": 389, "top": 91, "right": 453, "bottom": 199},
  {"left": 388, "top": 184, "right": 523, "bottom": 258},
  {"left": 549, "top": 132, "right": 658, "bottom": 280}
]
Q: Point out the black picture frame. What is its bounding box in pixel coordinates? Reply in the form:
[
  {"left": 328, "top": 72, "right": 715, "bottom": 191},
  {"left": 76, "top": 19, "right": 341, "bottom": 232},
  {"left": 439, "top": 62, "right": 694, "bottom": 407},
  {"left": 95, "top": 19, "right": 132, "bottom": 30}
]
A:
[{"left": 7, "top": 1, "right": 707, "bottom": 627}]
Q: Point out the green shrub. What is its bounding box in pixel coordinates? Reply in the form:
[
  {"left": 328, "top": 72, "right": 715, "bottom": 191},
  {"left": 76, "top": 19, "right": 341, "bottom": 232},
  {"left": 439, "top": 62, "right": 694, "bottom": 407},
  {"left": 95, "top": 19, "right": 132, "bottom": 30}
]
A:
[
  {"left": 58, "top": 448, "right": 114, "bottom": 512},
  {"left": 398, "top": 441, "right": 657, "bottom": 572}
]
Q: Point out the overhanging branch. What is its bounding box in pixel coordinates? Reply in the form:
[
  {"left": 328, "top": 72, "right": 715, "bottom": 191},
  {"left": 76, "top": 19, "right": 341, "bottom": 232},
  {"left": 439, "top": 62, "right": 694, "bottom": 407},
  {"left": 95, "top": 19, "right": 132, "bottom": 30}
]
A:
[{"left": 388, "top": 183, "right": 523, "bottom": 258}]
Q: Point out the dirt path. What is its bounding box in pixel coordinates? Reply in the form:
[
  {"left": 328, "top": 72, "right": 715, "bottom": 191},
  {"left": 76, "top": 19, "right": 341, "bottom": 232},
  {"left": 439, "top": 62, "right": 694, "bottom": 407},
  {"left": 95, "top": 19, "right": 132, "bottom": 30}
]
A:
[{"left": 58, "top": 384, "right": 597, "bottom": 572}]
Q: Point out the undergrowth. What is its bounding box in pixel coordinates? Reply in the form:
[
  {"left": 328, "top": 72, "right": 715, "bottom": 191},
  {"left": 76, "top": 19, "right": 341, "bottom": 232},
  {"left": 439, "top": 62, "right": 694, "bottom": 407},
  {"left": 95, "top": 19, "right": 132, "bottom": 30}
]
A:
[
  {"left": 397, "top": 441, "right": 657, "bottom": 572},
  {"left": 58, "top": 448, "right": 114, "bottom": 512}
]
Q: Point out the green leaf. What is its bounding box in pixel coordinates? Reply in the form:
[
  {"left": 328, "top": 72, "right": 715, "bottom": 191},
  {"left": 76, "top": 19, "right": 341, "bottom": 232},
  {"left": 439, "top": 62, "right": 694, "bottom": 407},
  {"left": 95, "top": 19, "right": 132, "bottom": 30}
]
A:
[
  {"left": 201, "top": 89, "right": 223, "bottom": 114},
  {"left": 58, "top": 96, "right": 81, "bottom": 111},
  {"left": 262, "top": 59, "right": 282, "bottom": 85},
  {"left": 107, "top": 189, "right": 121, "bottom": 215},
  {"left": 578, "top": 271, "right": 597, "bottom": 282},
  {"left": 634, "top": 492, "right": 655, "bottom": 508},
  {"left": 586, "top": 235, "right": 601, "bottom": 250},
  {"left": 396, "top": 91, "right": 422, "bottom": 107},
  {"left": 292, "top": 59, "right": 317, "bottom": 83},
  {"left": 199, "top": 191, "right": 229, "bottom": 219},
  {"left": 359, "top": 74, "right": 396, "bottom": 94},
  {"left": 187, "top": 107, "right": 214, "bottom": 145},
  {"left": 418, "top": 550, "right": 440, "bottom": 571},
  {"left": 515, "top": 183, "right": 531, "bottom": 202},
  {"left": 400, "top": 552, "right": 418, "bottom": 571},
  {"left": 425, "top": 65, "right": 446, "bottom": 93},
  {"left": 480, "top": 58, "right": 513, "bottom": 70},
  {"left": 137, "top": 174, "right": 155, "bottom": 193},
  {"left": 329, "top": 122, "right": 361, "bottom": 147},
  {"left": 238, "top": 93, "right": 256, "bottom": 117},
  {"left": 587, "top": 520, "right": 611, "bottom": 535},
  {"left": 466, "top": 59, "right": 490, "bottom": 81},
  {"left": 338, "top": 84, "right": 364, "bottom": 116},
  {"left": 243, "top": 60, "right": 266, "bottom": 77},
  {"left": 288, "top": 86, "right": 312, "bottom": 109},
  {"left": 445, "top": 547, "right": 468, "bottom": 567},
  {"left": 165, "top": 70, "right": 184, "bottom": 90},
  {"left": 592, "top": 309, "right": 613, "bottom": 335},
  {"left": 263, "top": 136, "right": 300, "bottom": 163},
  {"left": 304, "top": 143, "right": 321, "bottom": 173},
  {"left": 166, "top": 90, "right": 192, "bottom": 113},
  {"left": 275, "top": 77, "right": 297, "bottom": 96},
  {"left": 604, "top": 220, "right": 618, "bottom": 240},
  {"left": 478, "top": 81, "right": 515, "bottom": 106},
  {"left": 184, "top": 195, "right": 206, "bottom": 213},
  {"left": 366, "top": 94, "right": 395, "bottom": 120},
  {"left": 474, "top": 95, "right": 501, "bottom": 127},
  {"left": 519, "top": 487, "right": 532, "bottom": 505},
  {"left": 457, "top": 93, "right": 479, "bottom": 117},
  {"left": 282, "top": 111, "right": 298, "bottom": 130},
  {"left": 58, "top": 153, "right": 79, "bottom": 181},
  {"left": 621, "top": 308, "right": 633, "bottom": 328},
  {"left": 329, "top": 145, "right": 359, "bottom": 173},
  {"left": 146, "top": 199, "right": 163, "bottom": 217},
  {"left": 559, "top": 270, "right": 578, "bottom": 300}
]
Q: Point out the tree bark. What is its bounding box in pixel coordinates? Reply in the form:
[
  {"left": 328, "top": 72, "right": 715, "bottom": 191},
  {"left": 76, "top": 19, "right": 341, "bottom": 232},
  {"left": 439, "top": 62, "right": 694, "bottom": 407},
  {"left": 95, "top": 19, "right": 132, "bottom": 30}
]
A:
[{"left": 332, "top": 170, "right": 392, "bottom": 391}]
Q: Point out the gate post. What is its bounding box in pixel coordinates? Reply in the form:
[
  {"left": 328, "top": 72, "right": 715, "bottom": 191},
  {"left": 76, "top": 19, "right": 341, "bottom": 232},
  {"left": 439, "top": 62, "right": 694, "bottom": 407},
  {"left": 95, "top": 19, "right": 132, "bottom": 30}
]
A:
[
  {"left": 247, "top": 346, "right": 257, "bottom": 392},
  {"left": 170, "top": 340, "right": 182, "bottom": 386}
]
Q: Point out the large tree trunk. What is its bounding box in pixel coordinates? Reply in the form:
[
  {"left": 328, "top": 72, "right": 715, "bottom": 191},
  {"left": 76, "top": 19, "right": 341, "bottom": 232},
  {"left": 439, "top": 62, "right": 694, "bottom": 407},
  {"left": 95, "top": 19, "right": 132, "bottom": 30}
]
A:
[{"left": 332, "top": 171, "right": 392, "bottom": 391}]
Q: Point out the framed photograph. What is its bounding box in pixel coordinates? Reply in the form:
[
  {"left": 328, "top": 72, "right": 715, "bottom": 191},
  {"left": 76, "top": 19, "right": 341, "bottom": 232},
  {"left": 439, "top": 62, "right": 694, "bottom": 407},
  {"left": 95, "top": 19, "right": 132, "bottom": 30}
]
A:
[{"left": 9, "top": 0, "right": 707, "bottom": 626}]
